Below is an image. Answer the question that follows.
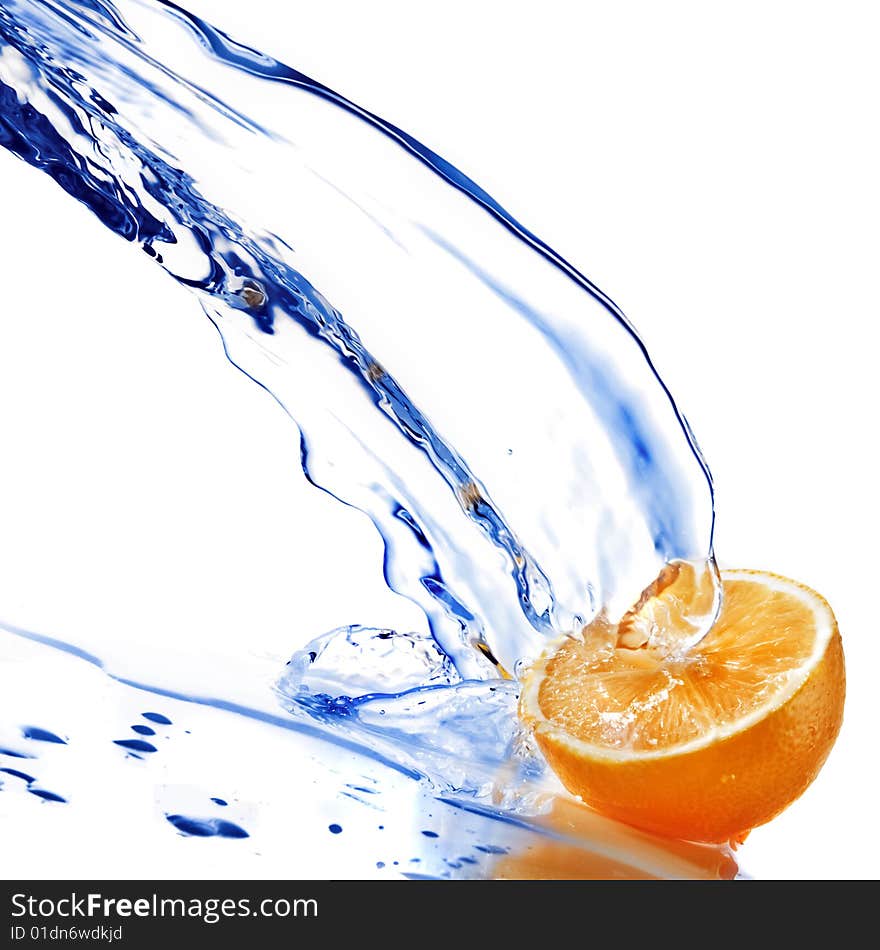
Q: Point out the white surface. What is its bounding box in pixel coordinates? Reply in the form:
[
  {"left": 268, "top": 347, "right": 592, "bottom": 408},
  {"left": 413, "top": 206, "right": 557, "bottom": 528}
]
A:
[{"left": 1, "top": 0, "right": 878, "bottom": 878}]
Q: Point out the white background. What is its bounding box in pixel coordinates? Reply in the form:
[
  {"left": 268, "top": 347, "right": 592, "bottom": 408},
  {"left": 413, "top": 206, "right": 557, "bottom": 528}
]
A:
[{"left": 1, "top": 0, "right": 878, "bottom": 878}]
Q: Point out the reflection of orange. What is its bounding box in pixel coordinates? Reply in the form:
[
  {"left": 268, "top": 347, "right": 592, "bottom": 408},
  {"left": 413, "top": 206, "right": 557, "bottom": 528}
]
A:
[
  {"left": 495, "top": 845, "right": 655, "bottom": 880},
  {"left": 520, "top": 571, "right": 845, "bottom": 843},
  {"left": 493, "top": 797, "right": 738, "bottom": 880}
]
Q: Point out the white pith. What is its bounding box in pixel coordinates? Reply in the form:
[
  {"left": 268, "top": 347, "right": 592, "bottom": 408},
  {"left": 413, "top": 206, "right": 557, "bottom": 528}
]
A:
[{"left": 520, "top": 570, "right": 836, "bottom": 762}]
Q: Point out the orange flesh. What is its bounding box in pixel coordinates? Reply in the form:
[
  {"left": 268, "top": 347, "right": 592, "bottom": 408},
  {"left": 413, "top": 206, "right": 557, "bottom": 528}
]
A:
[{"left": 538, "top": 579, "right": 817, "bottom": 753}]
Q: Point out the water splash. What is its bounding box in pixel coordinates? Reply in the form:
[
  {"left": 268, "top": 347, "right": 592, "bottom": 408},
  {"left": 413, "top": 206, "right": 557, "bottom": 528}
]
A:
[{"left": 0, "top": 0, "right": 726, "bottom": 875}]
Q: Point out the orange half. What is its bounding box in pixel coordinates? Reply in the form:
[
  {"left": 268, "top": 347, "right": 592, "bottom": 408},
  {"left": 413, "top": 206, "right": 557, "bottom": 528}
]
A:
[{"left": 519, "top": 570, "right": 845, "bottom": 843}]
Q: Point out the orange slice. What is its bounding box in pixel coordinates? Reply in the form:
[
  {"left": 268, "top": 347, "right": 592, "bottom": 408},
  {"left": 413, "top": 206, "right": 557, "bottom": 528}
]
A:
[{"left": 519, "top": 570, "right": 845, "bottom": 843}]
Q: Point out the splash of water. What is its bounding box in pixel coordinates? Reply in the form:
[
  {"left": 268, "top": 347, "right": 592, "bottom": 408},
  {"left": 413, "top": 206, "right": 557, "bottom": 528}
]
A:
[{"left": 0, "top": 0, "right": 726, "bottom": 874}]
